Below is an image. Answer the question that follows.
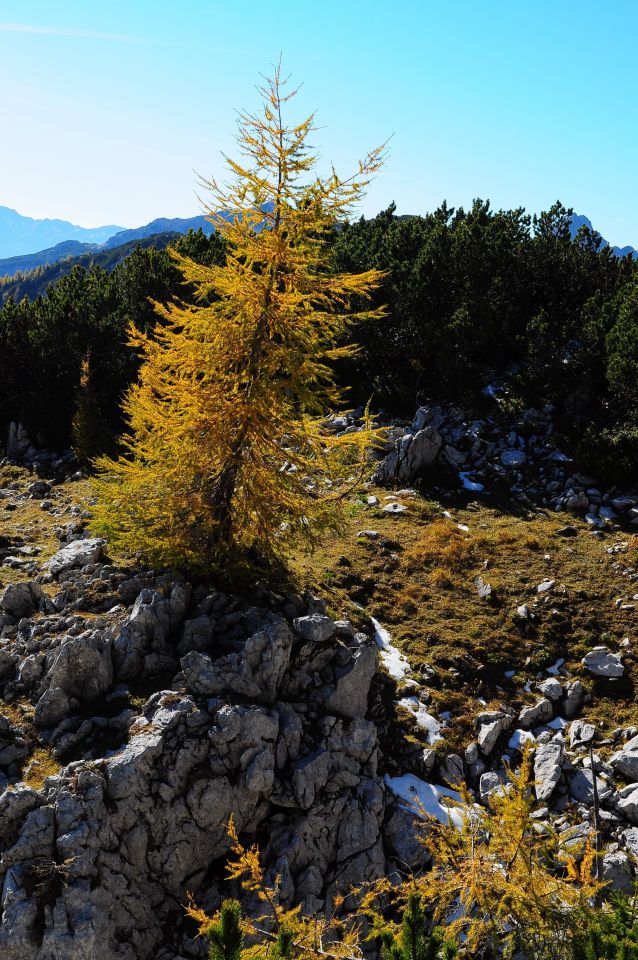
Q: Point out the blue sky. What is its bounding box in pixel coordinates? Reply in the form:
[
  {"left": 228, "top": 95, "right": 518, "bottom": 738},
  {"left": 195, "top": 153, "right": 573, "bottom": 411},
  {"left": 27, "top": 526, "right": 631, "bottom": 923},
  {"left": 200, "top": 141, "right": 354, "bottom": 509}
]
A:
[{"left": 1, "top": 0, "right": 637, "bottom": 246}]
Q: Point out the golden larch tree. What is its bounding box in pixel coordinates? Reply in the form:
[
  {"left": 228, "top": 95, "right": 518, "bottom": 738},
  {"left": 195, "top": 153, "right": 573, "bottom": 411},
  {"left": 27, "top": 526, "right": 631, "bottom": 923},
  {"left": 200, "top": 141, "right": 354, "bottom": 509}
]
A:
[{"left": 91, "top": 64, "right": 386, "bottom": 569}]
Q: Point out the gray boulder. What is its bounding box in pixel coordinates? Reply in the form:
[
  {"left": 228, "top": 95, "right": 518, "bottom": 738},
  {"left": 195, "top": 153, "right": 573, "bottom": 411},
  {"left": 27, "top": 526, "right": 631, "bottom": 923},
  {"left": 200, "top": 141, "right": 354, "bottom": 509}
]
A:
[
  {"left": 582, "top": 648, "right": 624, "bottom": 678},
  {"left": 562, "top": 680, "right": 585, "bottom": 718},
  {"left": 476, "top": 712, "right": 512, "bottom": 756},
  {"left": 537, "top": 678, "right": 563, "bottom": 702},
  {"left": 519, "top": 698, "right": 554, "bottom": 729},
  {"left": 479, "top": 771, "right": 504, "bottom": 803},
  {"left": 0, "top": 582, "right": 43, "bottom": 619},
  {"left": 569, "top": 720, "right": 596, "bottom": 748},
  {"left": 375, "top": 419, "right": 443, "bottom": 484},
  {"left": 611, "top": 736, "right": 638, "bottom": 782},
  {"left": 322, "top": 640, "right": 377, "bottom": 719},
  {"left": 568, "top": 768, "right": 611, "bottom": 804},
  {"left": 293, "top": 614, "right": 336, "bottom": 644},
  {"left": 602, "top": 851, "right": 634, "bottom": 894},
  {"left": 534, "top": 741, "right": 564, "bottom": 802},
  {"left": 113, "top": 584, "right": 189, "bottom": 680},
  {"left": 618, "top": 785, "right": 638, "bottom": 825},
  {"left": 46, "top": 631, "right": 113, "bottom": 701},
  {"left": 181, "top": 620, "right": 293, "bottom": 704},
  {"left": 34, "top": 687, "right": 71, "bottom": 728},
  {"left": 47, "top": 538, "right": 106, "bottom": 575},
  {"left": 384, "top": 805, "right": 429, "bottom": 867}
]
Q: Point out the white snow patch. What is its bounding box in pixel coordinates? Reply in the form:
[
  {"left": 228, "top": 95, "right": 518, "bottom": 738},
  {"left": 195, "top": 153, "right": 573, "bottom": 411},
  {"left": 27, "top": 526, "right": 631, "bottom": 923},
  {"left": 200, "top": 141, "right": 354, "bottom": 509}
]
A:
[
  {"left": 459, "top": 471, "right": 485, "bottom": 492},
  {"left": 547, "top": 716, "right": 567, "bottom": 730},
  {"left": 384, "top": 773, "right": 465, "bottom": 828},
  {"left": 371, "top": 617, "right": 411, "bottom": 682},
  {"left": 397, "top": 696, "right": 442, "bottom": 744},
  {"left": 508, "top": 729, "right": 536, "bottom": 750},
  {"left": 546, "top": 658, "right": 565, "bottom": 676},
  {"left": 457, "top": 523, "right": 470, "bottom": 532}
]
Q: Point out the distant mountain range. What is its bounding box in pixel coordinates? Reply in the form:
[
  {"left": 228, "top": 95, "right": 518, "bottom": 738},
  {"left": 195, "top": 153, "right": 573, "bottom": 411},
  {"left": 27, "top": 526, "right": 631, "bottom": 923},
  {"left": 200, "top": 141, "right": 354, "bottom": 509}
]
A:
[
  {"left": 102, "top": 216, "right": 215, "bottom": 249},
  {"left": 0, "top": 207, "right": 221, "bottom": 277},
  {"left": 0, "top": 206, "right": 122, "bottom": 260},
  {"left": 0, "top": 204, "right": 635, "bottom": 286},
  {"left": 569, "top": 213, "right": 637, "bottom": 258},
  {"left": 0, "top": 233, "right": 181, "bottom": 303}
]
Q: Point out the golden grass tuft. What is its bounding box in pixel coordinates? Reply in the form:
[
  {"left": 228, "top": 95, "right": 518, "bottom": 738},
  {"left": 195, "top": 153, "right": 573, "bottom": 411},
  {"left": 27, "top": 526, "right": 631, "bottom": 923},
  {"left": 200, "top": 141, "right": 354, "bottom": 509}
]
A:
[{"left": 21, "top": 748, "right": 62, "bottom": 791}]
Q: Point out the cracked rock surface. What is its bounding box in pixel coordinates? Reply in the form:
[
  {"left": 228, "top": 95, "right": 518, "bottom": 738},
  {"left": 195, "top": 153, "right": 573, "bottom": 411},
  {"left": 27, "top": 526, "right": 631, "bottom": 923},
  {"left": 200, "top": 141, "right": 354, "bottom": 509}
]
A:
[{"left": 0, "top": 553, "right": 392, "bottom": 960}]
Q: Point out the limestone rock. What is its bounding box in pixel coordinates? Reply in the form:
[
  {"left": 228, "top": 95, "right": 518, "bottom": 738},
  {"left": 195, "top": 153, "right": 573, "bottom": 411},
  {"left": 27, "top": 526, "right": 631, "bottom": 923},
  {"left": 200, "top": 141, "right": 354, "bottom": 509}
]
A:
[
  {"left": 476, "top": 712, "right": 512, "bottom": 756},
  {"left": 322, "top": 640, "right": 377, "bottom": 720},
  {"left": 293, "top": 614, "right": 336, "bottom": 644},
  {"left": 47, "top": 538, "right": 106, "bottom": 575},
  {"left": 582, "top": 648, "right": 624, "bottom": 678},
  {"left": 534, "top": 741, "right": 564, "bottom": 802},
  {"left": 602, "top": 851, "right": 634, "bottom": 894},
  {"left": 519, "top": 698, "right": 554, "bottom": 729},
  {"left": 0, "top": 582, "right": 43, "bottom": 619},
  {"left": 611, "top": 736, "right": 638, "bottom": 782},
  {"left": 46, "top": 631, "right": 113, "bottom": 702},
  {"left": 113, "top": 584, "right": 188, "bottom": 680},
  {"left": 384, "top": 805, "right": 429, "bottom": 867},
  {"left": 562, "top": 680, "right": 585, "bottom": 718},
  {"left": 34, "top": 687, "right": 71, "bottom": 728},
  {"left": 182, "top": 620, "right": 293, "bottom": 704}
]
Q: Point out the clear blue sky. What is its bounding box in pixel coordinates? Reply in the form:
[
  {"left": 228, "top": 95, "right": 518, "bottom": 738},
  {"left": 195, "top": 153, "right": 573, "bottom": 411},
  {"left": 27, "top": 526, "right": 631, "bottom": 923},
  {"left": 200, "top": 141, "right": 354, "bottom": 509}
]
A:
[{"left": 1, "top": 0, "right": 637, "bottom": 246}]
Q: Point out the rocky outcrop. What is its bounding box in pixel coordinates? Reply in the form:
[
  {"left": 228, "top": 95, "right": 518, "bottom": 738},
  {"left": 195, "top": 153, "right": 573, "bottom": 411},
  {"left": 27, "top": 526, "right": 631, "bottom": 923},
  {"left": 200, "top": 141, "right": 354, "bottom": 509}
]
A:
[
  {"left": 0, "top": 567, "right": 388, "bottom": 960},
  {"left": 372, "top": 402, "right": 638, "bottom": 528},
  {"left": 374, "top": 408, "right": 443, "bottom": 484}
]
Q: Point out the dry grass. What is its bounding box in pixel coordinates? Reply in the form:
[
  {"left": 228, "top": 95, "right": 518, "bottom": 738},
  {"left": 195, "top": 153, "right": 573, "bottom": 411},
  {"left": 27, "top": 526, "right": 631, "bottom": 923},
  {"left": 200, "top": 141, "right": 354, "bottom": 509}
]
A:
[
  {"left": 21, "top": 748, "right": 62, "bottom": 790},
  {"left": 289, "top": 485, "right": 638, "bottom": 749},
  {"left": 0, "top": 465, "right": 95, "bottom": 589},
  {"left": 2, "top": 463, "right": 637, "bottom": 760}
]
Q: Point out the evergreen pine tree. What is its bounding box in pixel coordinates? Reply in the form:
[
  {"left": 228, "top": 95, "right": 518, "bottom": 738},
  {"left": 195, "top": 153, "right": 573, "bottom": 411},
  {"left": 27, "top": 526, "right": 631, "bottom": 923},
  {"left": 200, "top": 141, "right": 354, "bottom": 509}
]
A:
[{"left": 206, "top": 900, "right": 244, "bottom": 960}]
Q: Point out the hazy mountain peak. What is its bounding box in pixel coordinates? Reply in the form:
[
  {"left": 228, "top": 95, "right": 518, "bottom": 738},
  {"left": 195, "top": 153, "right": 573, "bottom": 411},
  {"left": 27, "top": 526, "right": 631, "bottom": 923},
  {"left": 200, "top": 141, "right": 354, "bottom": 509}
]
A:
[
  {"left": 0, "top": 206, "right": 123, "bottom": 259},
  {"left": 570, "top": 212, "right": 637, "bottom": 258}
]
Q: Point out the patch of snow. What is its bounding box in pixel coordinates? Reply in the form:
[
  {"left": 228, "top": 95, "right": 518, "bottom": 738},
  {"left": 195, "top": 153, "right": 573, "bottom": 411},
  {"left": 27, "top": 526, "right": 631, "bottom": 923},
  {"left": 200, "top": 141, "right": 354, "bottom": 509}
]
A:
[
  {"left": 371, "top": 617, "right": 411, "bottom": 681},
  {"left": 384, "top": 773, "right": 465, "bottom": 828},
  {"left": 547, "top": 716, "right": 567, "bottom": 730},
  {"left": 508, "top": 729, "right": 536, "bottom": 750},
  {"left": 537, "top": 579, "right": 555, "bottom": 594},
  {"left": 397, "top": 696, "right": 443, "bottom": 744},
  {"left": 504, "top": 670, "right": 516, "bottom": 679},
  {"left": 546, "top": 658, "right": 565, "bottom": 676},
  {"left": 458, "top": 523, "right": 470, "bottom": 532},
  {"left": 459, "top": 471, "right": 485, "bottom": 492}
]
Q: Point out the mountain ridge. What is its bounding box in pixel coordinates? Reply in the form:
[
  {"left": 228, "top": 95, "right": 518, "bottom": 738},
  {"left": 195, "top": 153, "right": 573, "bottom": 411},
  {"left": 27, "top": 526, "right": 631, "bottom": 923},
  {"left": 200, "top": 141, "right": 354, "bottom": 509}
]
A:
[
  {"left": 0, "top": 205, "right": 122, "bottom": 259},
  {"left": 569, "top": 212, "right": 637, "bottom": 258},
  {"left": 0, "top": 205, "right": 635, "bottom": 283}
]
